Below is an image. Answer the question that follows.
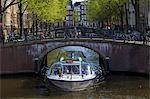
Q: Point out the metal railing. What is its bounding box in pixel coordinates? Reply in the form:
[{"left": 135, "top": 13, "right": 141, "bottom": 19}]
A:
[{"left": 2, "top": 28, "right": 150, "bottom": 45}]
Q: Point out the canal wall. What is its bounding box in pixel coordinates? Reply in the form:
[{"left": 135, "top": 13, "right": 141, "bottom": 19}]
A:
[{"left": 1, "top": 39, "right": 149, "bottom": 74}]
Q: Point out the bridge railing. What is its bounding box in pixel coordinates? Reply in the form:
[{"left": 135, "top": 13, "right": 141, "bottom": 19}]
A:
[{"left": 1, "top": 28, "right": 150, "bottom": 45}]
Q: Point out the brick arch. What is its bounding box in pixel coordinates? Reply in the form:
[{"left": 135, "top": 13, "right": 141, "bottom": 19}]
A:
[{"left": 37, "top": 43, "right": 108, "bottom": 75}]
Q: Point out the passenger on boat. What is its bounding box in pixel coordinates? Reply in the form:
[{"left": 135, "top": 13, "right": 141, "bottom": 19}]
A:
[
  {"left": 54, "top": 68, "right": 58, "bottom": 75},
  {"left": 64, "top": 66, "right": 69, "bottom": 74},
  {"left": 72, "top": 66, "right": 80, "bottom": 74},
  {"left": 82, "top": 65, "right": 90, "bottom": 75},
  {"left": 58, "top": 67, "right": 62, "bottom": 77}
]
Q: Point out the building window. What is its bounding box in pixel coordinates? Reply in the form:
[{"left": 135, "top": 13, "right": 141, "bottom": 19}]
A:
[
  {"left": 78, "top": 12, "right": 80, "bottom": 15},
  {"left": 66, "top": 16, "right": 69, "bottom": 21},
  {"left": 67, "top": 6, "right": 71, "bottom": 9},
  {"left": 27, "top": 14, "right": 29, "bottom": 19},
  {"left": 81, "top": 5, "right": 84, "bottom": 10}
]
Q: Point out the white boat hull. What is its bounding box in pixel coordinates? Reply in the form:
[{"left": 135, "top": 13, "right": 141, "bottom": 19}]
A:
[
  {"left": 49, "top": 78, "right": 94, "bottom": 91},
  {"left": 45, "top": 58, "right": 97, "bottom": 91}
]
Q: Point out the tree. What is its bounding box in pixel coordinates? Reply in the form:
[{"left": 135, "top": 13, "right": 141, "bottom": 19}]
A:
[
  {"left": 0, "top": 0, "right": 28, "bottom": 43},
  {"left": 22, "top": 0, "right": 68, "bottom": 40},
  {"left": 0, "top": 0, "right": 20, "bottom": 43},
  {"left": 131, "top": 0, "right": 149, "bottom": 32},
  {"left": 25, "top": 0, "right": 68, "bottom": 22},
  {"left": 0, "top": 0, "right": 69, "bottom": 43},
  {"left": 87, "top": 0, "right": 128, "bottom": 31},
  {"left": 111, "top": 0, "right": 127, "bottom": 31},
  {"left": 18, "top": 0, "right": 29, "bottom": 38},
  {"left": 87, "top": 0, "right": 117, "bottom": 29},
  {"left": 23, "top": 0, "right": 69, "bottom": 39},
  {"left": 130, "top": 0, "right": 140, "bottom": 31}
]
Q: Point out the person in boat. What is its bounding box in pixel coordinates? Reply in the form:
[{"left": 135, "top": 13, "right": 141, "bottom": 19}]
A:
[
  {"left": 54, "top": 68, "right": 58, "bottom": 75},
  {"left": 64, "top": 66, "right": 69, "bottom": 74},
  {"left": 72, "top": 65, "right": 80, "bottom": 74},
  {"left": 86, "top": 65, "right": 91, "bottom": 75},
  {"left": 81, "top": 65, "right": 90, "bottom": 75},
  {"left": 58, "top": 67, "right": 62, "bottom": 77}
]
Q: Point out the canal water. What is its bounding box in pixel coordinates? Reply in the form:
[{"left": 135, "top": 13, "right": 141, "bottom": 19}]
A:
[{"left": 1, "top": 74, "right": 149, "bottom": 99}]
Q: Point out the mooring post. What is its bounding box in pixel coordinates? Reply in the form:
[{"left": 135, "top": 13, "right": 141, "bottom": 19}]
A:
[
  {"left": 33, "top": 58, "right": 39, "bottom": 74},
  {"left": 105, "top": 56, "right": 110, "bottom": 73}
]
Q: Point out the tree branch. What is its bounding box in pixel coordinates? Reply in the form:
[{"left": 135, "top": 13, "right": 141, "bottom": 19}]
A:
[
  {"left": 2, "top": 0, "right": 20, "bottom": 12},
  {"left": 22, "top": 4, "right": 28, "bottom": 14},
  {"left": 18, "top": 0, "right": 27, "bottom": 9},
  {"left": 131, "top": 0, "right": 136, "bottom": 9},
  {"left": 3, "top": 0, "right": 8, "bottom": 8},
  {"left": 113, "top": 1, "right": 124, "bottom": 13}
]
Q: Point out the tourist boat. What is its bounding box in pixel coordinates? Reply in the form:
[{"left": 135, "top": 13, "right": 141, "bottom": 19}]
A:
[{"left": 45, "top": 51, "right": 96, "bottom": 91}]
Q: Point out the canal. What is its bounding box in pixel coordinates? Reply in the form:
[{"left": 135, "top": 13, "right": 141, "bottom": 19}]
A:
[{"left": 1, "top": 74, "right": 149, "bottom": 99}]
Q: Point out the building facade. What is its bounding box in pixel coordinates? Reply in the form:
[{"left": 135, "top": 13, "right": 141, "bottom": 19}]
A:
[
  {"left": 54, "top": 0, "right": 99, "bottom": 28},
  {"left": 126, "top": 0, "right": 136, "bottom": 28},
  {"left": 126, "top": 0, "right": 150, "bottom": 31},
  {"left": 54, "top": 0, "right": 74, "bottom": 27},
  {"left": 2, "top": 0, "right": 18, "bottom": 31},
  {"left": 2, "top": 0, "right": 32, "bottom": 34},
  {"left": 73, "top": 1, "right": 99, "bottom": 28},
  {"left": 65, "top": 0, "right": 74, "bottom": 26}
]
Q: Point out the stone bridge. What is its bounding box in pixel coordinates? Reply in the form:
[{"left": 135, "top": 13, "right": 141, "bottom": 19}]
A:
[{"left": 0, "top": 39, "right": 149, "bottom": 75}]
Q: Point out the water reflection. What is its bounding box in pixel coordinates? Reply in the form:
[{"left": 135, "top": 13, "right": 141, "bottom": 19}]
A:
[{"left": 1, "top": 75, "right": 149, "bottom": 99}]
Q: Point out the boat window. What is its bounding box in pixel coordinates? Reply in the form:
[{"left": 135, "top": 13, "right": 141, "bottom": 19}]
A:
[
  {"left": 63, "top": 51, "right": 85, "bottom": 60},
  {"left": 63, "top": 65, "right": 80, "bottom": 74},
  {"left": 50, "top": 64, "right": 62, "bottom": 75},
  {"left": 82, "top": 64, "right": 91, "bottom": 75},
  {"left": 74, "top": 52, "right": 85, "bottom": 58}
]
